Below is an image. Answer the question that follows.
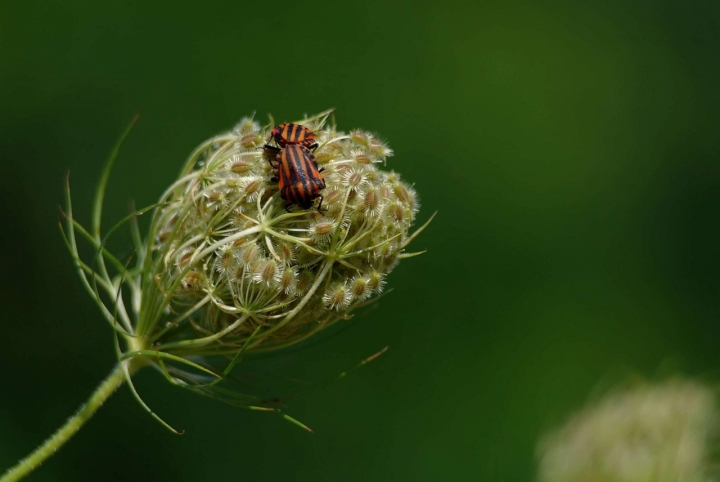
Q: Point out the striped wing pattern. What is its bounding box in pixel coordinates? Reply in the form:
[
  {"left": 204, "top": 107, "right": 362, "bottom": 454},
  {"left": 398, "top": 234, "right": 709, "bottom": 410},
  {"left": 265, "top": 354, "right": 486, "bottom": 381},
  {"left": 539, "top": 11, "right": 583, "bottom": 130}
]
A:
[
  {"left": 272, "top": 122, "right": 317, "bottom": 148},
  {"left": 276, "top": 144, "right": 325, "bottom": 209}
]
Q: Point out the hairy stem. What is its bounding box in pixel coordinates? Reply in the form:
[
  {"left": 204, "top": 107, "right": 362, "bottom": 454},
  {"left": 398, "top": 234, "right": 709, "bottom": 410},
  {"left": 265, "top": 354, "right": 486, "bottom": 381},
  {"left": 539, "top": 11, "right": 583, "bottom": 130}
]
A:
[{"left": 1, "top": 363, "right": 137, "bottom": 482}]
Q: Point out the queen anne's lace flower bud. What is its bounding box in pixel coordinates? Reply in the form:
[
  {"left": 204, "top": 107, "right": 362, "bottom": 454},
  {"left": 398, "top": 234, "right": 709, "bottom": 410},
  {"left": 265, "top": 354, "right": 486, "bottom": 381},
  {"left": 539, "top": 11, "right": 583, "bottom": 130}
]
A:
[
  {"left": 59, "top": 109, "right": 433, "bottom": 442},
  {"left": 138, "top": 110, "right": 431, "bottom": 358}
]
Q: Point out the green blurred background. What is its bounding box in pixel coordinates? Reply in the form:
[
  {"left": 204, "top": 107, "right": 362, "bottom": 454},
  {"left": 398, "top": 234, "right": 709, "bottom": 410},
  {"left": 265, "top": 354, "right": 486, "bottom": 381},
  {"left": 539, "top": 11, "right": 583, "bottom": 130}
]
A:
[{"left": 2, "top": 0, "right": 720, "bottom": 480}]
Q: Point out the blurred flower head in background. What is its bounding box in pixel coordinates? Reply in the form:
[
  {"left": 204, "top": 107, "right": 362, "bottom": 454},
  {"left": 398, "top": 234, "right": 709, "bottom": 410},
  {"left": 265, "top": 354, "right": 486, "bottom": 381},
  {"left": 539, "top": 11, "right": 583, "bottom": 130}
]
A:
[{"left": 536, "top": 379, "right": 720, "bottom": 482}]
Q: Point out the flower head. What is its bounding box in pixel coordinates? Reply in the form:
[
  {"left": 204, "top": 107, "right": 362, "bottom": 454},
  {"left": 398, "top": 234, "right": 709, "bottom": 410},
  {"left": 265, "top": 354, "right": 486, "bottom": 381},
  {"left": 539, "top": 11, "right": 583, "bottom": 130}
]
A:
[
  {"left": 149, "top": 110, "right": 431, "bottom": 349},
  {"left": 64, "top": 109, "right": 433, "bottom": 418}
]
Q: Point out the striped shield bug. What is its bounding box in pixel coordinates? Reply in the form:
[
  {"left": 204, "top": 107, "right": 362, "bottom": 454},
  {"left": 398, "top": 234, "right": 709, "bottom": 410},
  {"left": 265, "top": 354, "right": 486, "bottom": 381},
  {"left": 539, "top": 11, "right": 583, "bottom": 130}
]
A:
[
  {"left": 265, "top": 143, "right": 326, "bottom": 211},
  {"left": 267, "top": 122, "right": 318, "bottom": 150}
]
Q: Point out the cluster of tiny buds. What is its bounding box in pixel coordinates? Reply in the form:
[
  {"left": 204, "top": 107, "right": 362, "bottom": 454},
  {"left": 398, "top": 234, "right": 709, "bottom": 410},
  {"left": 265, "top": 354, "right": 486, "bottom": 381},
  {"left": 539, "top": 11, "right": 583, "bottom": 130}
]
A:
[{"left": 149, "top": 111, "right": 423, "bottom": 352}]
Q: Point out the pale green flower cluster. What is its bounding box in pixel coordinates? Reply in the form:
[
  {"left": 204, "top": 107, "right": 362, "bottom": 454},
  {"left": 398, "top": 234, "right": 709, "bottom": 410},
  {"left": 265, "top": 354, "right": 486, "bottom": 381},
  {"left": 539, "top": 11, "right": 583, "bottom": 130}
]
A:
[
  {"left": 536, "top": 380, "right": 720, "bottom": 482},
  {"left": 132, "top": 110, "right": 429, "bottom": 359}
]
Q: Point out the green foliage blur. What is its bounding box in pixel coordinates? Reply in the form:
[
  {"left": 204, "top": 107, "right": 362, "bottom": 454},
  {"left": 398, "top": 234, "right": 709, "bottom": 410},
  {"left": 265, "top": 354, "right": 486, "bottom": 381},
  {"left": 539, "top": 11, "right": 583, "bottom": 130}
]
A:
[{"left": 1, "top": 0, "right": 719, "bottom": 480}]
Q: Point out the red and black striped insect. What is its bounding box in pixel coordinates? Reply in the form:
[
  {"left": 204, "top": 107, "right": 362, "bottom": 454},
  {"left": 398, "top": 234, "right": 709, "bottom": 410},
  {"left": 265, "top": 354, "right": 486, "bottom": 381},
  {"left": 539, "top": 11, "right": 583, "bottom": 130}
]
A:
[
  {"left": 264, "top": 124, "right": 325, "bottom": 211},
  {"left": 265, "top": 144, "right": 326, "bottom": 211},
  {"left": 268, "top": 122, "right": 318, "bottom": 149}
]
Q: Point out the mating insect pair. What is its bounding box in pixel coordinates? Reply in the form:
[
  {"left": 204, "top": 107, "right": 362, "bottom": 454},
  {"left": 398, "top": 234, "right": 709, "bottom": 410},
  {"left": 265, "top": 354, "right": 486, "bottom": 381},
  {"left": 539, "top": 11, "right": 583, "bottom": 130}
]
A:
[{"left": 263, "top": 123, "right": 326, "bottom": 212}]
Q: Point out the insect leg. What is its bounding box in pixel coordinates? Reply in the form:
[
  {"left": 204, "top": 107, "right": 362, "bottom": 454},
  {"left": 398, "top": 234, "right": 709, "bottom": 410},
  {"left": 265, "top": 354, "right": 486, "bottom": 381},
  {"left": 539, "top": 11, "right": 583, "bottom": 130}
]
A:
[{"left": 263, "top": 145, "right": 281, "bottom": 168}]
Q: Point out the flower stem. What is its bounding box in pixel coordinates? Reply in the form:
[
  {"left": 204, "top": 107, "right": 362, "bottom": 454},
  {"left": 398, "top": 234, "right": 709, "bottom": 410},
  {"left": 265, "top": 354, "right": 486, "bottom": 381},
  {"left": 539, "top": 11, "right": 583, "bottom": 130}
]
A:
[{"left": 1, "top": 363, "right": 129, "bottom": 482}]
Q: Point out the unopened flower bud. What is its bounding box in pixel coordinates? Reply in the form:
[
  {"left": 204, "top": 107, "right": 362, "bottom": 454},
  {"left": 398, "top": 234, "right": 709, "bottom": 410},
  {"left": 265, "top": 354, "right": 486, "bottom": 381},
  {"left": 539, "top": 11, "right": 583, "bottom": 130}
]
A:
[
  {"left": 323, "top": 282, "right": 353, "bottom": 311},
  {"left": 66, "top": 109, "right": 433, "bottom": 413}
]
